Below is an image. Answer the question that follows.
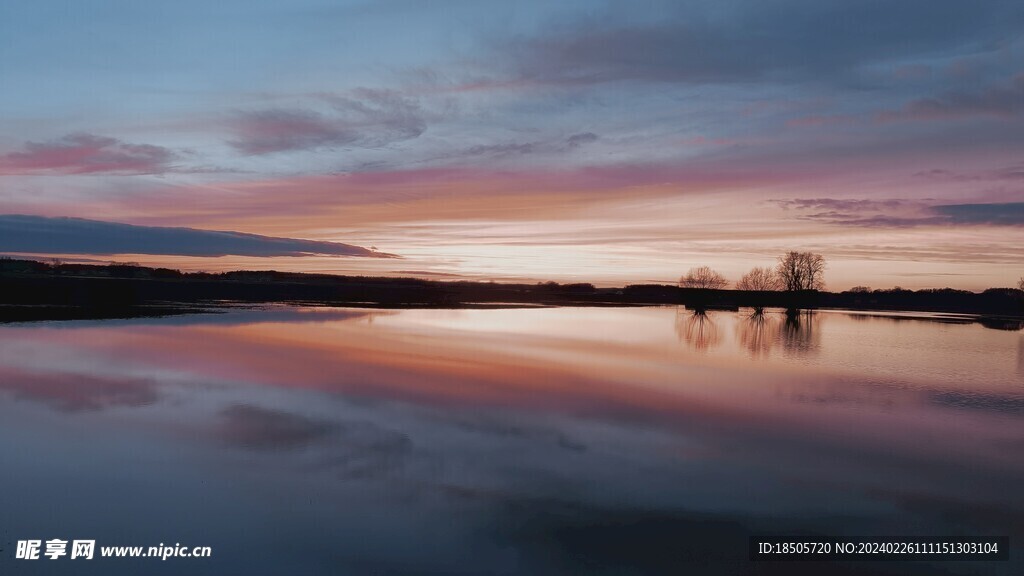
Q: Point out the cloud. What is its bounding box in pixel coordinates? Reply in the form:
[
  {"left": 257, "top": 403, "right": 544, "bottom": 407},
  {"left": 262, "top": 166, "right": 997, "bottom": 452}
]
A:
[
  {"left": 229, "top": 88, "right": 427, "bottom": 154},
  {"left": 418, "top": 132, "right": 600, "bottom": 167},
  {"left": 218, "top": 404, "right": 413, "bottom": 478},
  {"left": 0, "top": 214, "right": 395, "bottom": 257},
  {"left": 0, "top": 367, "right": 158, "bottom": 412},
  {"left": 565, "top": 132, "right": 598, "bottom": 148},
  {"left": 776, "top": 198, "right": 1024, "bottom": 227},
  {"left": 774, "top": 198, "right": 920, "bottom": 212},
  {"left": 933, "top": 202, "right": 1024, "bottom": 225},
  {"left": 882, "top": 74, "right": 1024, "bottom": 121},
  {"left": 495, "top": 1, "right": 1023, "bottom": 88},
  {"left": 228, "top": 109, "right": 357, "bottom": 155},
  {"left": 0, "top": 133, "right": 177, "bottom": 175},
  {"left": 447, "top": 416, "right": 587, "bottom": 453},
  {"left": 457, "top": 142, "right": 537, "bottom": 158},
  {"left": 318, "top": 420, "right": 413, "bottom": 480},
  {"left": 220, "top": 404, "right": 335, "bottom": 451}
]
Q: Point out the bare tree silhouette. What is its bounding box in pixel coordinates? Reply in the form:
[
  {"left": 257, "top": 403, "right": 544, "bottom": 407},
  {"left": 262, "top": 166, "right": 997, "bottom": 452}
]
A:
[
  {"left": 736, "top": 267, "right": 781, "bottom": 292},
  {"left": 736, "top": 267, "right": 781, "bottom": 314},
  {"left": 777, "top": 252, "right": 826, "bottom": 292},
  {"left": 679, "top": 266, "right": 729, "bottom": 290}
]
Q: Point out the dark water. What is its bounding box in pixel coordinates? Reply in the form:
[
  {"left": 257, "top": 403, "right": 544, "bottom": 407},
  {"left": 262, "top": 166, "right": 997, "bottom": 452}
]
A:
[{"left": 1, "top": 306, "right": 1022, "bottom": 575}]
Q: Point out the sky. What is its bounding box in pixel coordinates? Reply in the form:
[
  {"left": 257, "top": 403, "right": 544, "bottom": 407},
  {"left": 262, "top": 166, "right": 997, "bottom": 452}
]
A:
[{"left": 1, "top": 0, "right": 1022, "bottom": 290}]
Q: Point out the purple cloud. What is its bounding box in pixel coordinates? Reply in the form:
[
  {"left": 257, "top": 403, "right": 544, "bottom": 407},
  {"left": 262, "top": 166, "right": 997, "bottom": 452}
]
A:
[
  {"left": 229, "top": 89, "right": 427, "bottom": 155},
  {"left": 228, "top": 109, "right": 357, "bottom": 155}
]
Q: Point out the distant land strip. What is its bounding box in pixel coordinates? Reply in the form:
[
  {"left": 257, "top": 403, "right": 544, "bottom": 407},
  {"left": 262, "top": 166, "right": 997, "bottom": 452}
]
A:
[{"left": 1, "top": 258, "right": 1022, "bottom": 325}]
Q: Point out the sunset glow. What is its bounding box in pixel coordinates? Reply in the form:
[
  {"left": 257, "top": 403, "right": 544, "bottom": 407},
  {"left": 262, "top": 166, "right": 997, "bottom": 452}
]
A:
[{"left": 2, "top": 1, "right": 1022, "bottom": 289}]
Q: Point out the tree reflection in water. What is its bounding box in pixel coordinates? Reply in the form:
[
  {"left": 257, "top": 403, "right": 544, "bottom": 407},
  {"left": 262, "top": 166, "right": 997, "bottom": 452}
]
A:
[
  {"left": 736, "top": 309, "right": 779, "bottom": 358},
  {"left": 779, "top": 308, "right": 821, "bottom": 355},
  {"left": 675, "top": 308, "right": 721, "bottom": 351}
]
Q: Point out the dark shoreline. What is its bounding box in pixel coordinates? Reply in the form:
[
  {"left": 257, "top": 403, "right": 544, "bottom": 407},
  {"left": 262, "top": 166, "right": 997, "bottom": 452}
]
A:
[{"left": 2, "top": 258, "right": 1022, "bottom": 325}]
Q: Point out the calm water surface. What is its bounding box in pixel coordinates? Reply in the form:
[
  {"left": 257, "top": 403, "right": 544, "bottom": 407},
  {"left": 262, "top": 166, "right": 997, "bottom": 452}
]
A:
[{"left": 1, "top": 306, "right": 1022, "bottom": 575}]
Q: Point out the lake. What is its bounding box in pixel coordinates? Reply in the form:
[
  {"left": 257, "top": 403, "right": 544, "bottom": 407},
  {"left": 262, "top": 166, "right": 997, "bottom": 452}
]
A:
[{"left": 1, "top": 306, "right": 1022, "bottom": 575}]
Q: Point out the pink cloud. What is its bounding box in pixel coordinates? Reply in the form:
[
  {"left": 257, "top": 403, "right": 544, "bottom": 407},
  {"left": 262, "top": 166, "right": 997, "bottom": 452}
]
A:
[
  {"left": 0, "top": 133, "right": 177, "bottom": 175},
  {"left": 62, "top": 161, "right": 824, "bottom": 235}
]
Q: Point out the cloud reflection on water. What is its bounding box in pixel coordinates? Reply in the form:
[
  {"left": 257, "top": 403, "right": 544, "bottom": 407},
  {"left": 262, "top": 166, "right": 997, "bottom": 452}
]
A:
[{"left": 0, "top": 306, "right": 1022, "bottom": 574}]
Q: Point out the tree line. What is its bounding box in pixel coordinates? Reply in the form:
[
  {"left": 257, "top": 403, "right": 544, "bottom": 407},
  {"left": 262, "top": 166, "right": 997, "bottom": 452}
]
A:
[{"left": 679, "top": 251, "right": 826, "bottom": 292}]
